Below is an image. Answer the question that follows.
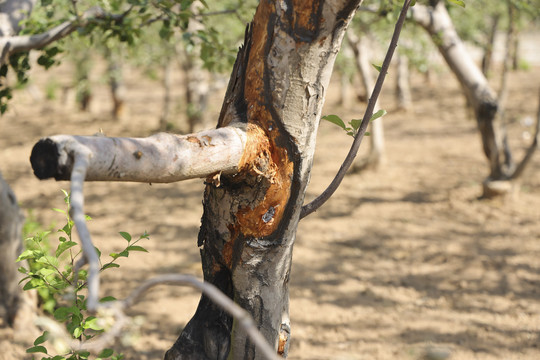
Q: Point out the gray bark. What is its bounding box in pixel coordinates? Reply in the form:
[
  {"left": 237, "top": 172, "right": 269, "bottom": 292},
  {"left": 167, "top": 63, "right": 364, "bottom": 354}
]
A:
[
  {"left": 0, "top": 0, "right": 37, "bottom": 37},
  {"left": 0, "top": 172, "right": 27, "bottom": 326},
  {"left": 411, "top": 2, "right": 514, "bottom": 195},
  {"left": 29, "top": 0, "right": 363, "bottom": 357},
  {"left": 396, "top": 53, "right": 412, "bottom": 111},
  {"left": 166, "top": 1, "right": 363, "bottom": 358}
]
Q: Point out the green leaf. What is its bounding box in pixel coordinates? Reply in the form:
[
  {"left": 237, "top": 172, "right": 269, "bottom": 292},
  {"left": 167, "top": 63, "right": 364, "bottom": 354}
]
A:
[
  {"left": 110, "top": 250, "right": 129, "bottom": 260},
  {"left": 119, "top": 232, "right": 132, "bottom": 242},
  {"left": 447, "top": 0, "right": 465, "bottom": 7},
  {"left": 126, "top": 245, "right": 148, "bottom": 253},
  {"left": 16, "top": 249, "right": 37, "bottom": 262},
  {"left": 23, "top": 279, "right": 43, "bottom": 290},
  {"left": 322, "top": 115, "right": 347, "bottom": 130},
  {"left": 99, "top": 349, "right": 115, "bottom": 358},
  {"left": 84, "top": 317, "right": 103, "bottom": 331},
  {"left": 365, "top": 132, "right": 371, "bottom": 136},
  {"left": 38, "top": 268, "right": 57, "bottom": 278},
  {"left": 100, "top": 296, "right": 117, "bottom": 303},
  {"left": 72, "top": 326, "right": 83, "bottom": 339},
  {"left": 26, "top": 345, "right": 47, "bottom": 354},
  {"left": 370, "top": 109, "right": 387, "bottom": 122},
  {"left": 372, "top": 64, "right": 382, "bottom": 73},
  {"left": 76, "top": 350, "right": 90, "bottom": 358},
  {"left": 34, "top": 331, "right": 49, "bottom": 345},
  {"left": 50, "top": 356, "right": 66, "bottom": 360},
  {"left": 54, "top": 306, "right": 78, "bottom": 322},
  {"left": 102, "top": 263, "right": 120, "bottom": 270},
  {"left": 349, "top": 119, "right": 362, "bottom": 131},
  {"left": 55, "top": 241, "right": 78, "bottom": 257}
]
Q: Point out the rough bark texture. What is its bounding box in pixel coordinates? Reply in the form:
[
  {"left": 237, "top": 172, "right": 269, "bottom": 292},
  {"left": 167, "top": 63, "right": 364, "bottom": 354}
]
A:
[
  {"left": 411, "top": 2, "right": 513, "bottom": 195},
  {"left": 0, "top": 172, "right": 32, "bottom": 328},
  {"left": 166, "top": 1, "right": 362, "bottom": 359}
]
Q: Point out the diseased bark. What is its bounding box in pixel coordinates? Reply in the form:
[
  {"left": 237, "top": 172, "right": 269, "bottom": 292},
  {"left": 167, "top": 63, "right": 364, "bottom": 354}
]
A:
[
  {"left": 30, "top": 0, "right": 362, "bottom": 358},
  {"left": 347, "top": 31, "right": 385, "bottom": 171},
  {"left": 167, "top": 1, "right": 363, "bottom": 357}
]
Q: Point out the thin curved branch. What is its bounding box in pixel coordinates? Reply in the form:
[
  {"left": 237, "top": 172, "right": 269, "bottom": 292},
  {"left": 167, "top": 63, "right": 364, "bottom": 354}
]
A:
[
  {"left": 121, "top": 274, "right": 281, "bottom": 360},
  {"left": 36, "top": 274, "right": 280, "bottom": 359},
  {"left": 68, "top": 143, "right": 101, "bottom": 311},
  {"left": 0, "top": 6, "right": 127, "bottom": 65},
  {"left": 300, "top": 0, "right": 413, "bottom": 219}
]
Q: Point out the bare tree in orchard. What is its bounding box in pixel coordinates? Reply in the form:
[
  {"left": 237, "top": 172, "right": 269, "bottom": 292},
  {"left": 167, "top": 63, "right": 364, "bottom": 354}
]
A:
[
  {"left": 2, "top": 0, "right": 413, "bottom": 358},
  {"left": 411, "top": 0, "right": 540, "bottom": 197}
]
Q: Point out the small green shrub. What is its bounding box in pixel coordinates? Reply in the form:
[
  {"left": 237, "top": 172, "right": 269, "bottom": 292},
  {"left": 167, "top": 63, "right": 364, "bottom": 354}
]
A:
[{"left": 18, "top": 190, "right": 150, "bottom": 359}]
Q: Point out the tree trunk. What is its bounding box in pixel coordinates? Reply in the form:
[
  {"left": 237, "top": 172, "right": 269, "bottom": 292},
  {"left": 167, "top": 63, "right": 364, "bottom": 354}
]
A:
[
  {"left": 411, "top": 2, "right": 514, "bottom": 197},
  {"left": 346, "top": 31, "right": 385, "bottom": 171},
  {"left": 29, "top": 1, "right": 363, "bottom": 358},
  {"left": 481, "top": 14, "right": 499, "bottom": 78},
  {"left": 396, "top": 53, "right": 412, "bottom": 111},
  {"left": 0, "top": 172, "right": 35, "bottom": 332},
  {"left": 0, "top": 0, "right": 37, "bottom": 37},
  {"left": 182, "top": 2, "right": 210, "bottom": 133},
  {"left": 166, "top": 1, "right": 362, "bottom": 358},
  {"left": 107, "top": 53, "right": 126, "bottom": 121},
  {"left": 160, "top": 56, "right": 173, "bottom": 131}
]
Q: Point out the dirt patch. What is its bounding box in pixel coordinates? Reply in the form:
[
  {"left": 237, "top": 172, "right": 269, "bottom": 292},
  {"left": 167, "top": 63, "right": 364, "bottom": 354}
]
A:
[{"left": 1, "top": 57, "right": 540, "bottom": 360}]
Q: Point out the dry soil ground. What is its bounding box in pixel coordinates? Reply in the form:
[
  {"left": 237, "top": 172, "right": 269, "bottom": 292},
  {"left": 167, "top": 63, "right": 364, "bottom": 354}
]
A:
[{"left": 1, "top": 51, "right": 540, "bottom": 359}]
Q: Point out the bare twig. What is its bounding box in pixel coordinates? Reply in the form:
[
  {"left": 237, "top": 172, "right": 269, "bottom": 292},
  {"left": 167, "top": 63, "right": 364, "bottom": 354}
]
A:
[
  {"left": 67, "top": 143, "right": 100, "bottom": 312},
  {"left": 121, "top": 274, "right": 281, "bottom": 360},
  {"left": 36, "top": 274, "right": 279, "bottom": 359},
  {"left": 300, "top": 0, "right": 413, "bottom": 219},
  {"left": 0, "top": 6, "right": 127, "bottom": 65}
]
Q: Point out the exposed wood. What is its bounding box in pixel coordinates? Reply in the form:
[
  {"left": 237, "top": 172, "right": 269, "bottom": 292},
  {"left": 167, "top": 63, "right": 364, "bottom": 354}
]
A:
[{"left": 167, "top": 1, "right": 364, "bottom": 358}]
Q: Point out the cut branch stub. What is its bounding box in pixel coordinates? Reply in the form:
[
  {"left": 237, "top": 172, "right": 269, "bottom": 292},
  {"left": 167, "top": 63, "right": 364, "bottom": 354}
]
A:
[{"left": 30, "top": 128, "right": 248, "bottom": 183}]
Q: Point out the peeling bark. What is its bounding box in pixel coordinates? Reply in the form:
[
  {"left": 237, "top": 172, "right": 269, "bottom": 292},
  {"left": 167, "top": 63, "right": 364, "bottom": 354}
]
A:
[
  {"left": 29, "top": 0, "right": 363, "bottom": 358},
  {"left": 167, "top": 1, "right": 362, "bottom": 358}
]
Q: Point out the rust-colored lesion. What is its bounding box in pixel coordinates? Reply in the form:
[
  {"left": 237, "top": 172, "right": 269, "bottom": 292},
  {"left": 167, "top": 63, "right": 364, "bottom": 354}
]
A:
[
  {"left": 235, "top": 124, "right": 293, "bottom": 238},
  {"left": 292, "top": 0, "right": 322, "bottom": 37}
]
